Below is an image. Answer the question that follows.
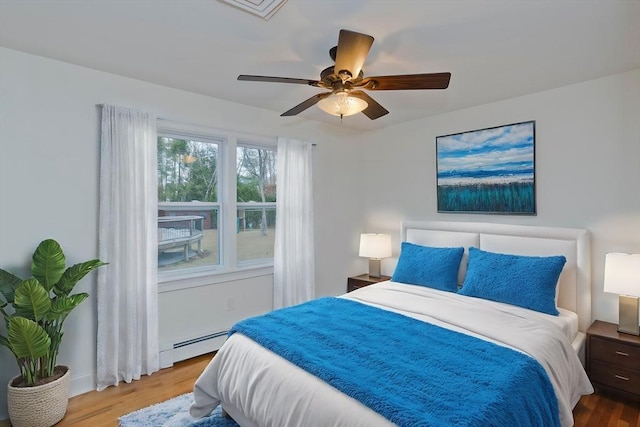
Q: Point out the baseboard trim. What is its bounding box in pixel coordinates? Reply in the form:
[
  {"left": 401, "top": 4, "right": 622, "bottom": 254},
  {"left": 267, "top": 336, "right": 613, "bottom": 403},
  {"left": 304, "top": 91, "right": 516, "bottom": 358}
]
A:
[{"left": 70, "top": 371, "right": 97, "bottom": 398}]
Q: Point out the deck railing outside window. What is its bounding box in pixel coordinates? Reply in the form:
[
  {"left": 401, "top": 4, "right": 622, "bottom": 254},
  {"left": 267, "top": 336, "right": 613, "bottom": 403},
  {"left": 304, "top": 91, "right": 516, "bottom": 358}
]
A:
[
  {"left": 158, "top": 202, "right": 219, "bottom": 272},
  {"left": 158, "top": 215, "right": 205, "bottom": 264}
]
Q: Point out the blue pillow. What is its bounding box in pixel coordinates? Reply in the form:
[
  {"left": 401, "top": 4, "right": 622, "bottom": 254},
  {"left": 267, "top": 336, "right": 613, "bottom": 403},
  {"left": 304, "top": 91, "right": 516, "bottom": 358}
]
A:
[
  {"left": 458, "top": 247, "right": 566, "bottom": 315},
  {"left": 391, "top": 242, "right": 464, "bottom": 292}
]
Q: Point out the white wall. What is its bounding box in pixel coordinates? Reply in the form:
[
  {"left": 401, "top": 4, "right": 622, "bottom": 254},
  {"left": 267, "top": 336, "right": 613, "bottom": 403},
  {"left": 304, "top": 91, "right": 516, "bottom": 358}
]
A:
[
  {"left": 0, "top": 47, "right": 365, "bottom": 419},
  {"left": 361, "top": 69, "right": 640, "bottom": 326}
]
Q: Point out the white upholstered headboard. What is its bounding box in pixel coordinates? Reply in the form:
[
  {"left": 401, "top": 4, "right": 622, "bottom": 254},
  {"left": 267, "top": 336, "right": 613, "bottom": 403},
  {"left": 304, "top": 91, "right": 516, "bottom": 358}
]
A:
[{"left": 400, "top": 221, "right": 592, "bottom": 332}]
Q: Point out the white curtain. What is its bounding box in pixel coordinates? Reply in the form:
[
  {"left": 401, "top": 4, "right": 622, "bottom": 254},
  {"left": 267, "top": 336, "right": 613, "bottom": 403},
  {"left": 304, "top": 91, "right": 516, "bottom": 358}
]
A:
[
  {"left": 96, "top": 105, "right": 159, "bottom": 391},
  {"left": 273, "top": 138, "right": 315, "bottom": 309}
]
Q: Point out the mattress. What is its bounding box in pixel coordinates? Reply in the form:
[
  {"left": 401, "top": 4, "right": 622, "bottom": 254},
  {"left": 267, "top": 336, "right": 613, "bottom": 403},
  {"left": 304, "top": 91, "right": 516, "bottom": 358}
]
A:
[{"left": 191, "top": 282, "right": 593, "bottom": 426}]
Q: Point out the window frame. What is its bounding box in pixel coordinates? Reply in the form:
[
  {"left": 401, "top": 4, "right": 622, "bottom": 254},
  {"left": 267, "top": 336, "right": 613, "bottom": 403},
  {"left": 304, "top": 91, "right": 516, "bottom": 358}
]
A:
[{"left": 156, "top": 119, "right": 277, "bottom": 286}]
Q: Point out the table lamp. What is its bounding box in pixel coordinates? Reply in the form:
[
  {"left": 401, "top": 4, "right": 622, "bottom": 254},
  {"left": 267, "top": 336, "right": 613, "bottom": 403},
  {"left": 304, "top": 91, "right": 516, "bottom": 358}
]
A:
[
  {"left": 604, "top": 252, "right": 640, "bottom": 335},
  {"left": 359, "top": 233, "right": 392, "bottom": 278}
]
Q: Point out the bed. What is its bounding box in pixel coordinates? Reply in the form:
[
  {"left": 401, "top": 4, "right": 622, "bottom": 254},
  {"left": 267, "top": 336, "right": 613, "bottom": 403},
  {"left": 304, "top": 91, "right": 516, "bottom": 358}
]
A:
[{"left": 190, "top": 221, "right": 594, "bottom": 426}]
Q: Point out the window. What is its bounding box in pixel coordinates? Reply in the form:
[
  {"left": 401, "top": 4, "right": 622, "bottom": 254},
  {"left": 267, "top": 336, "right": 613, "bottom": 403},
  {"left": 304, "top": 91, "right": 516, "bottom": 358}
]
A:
[
  {"left": 156, "top": 124, "right": 277, "bottom": 280},
  {"left": 236, "top": 144, "right": 277, "bottom": 263}
]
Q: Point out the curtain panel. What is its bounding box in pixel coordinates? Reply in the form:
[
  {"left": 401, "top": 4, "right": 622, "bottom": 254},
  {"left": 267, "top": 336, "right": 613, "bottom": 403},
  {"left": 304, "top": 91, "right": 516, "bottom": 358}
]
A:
[
  {"left": 273, "top": 138, "right": 315, "bottom": 309},
  {"left": 97, "top": 105, "right": 159, "bottom": 391}
]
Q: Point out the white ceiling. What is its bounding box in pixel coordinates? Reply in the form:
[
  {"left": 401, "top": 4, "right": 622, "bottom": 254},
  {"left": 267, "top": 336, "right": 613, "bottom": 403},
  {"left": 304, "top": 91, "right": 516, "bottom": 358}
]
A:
[{"left": 1, "top": 0, "right": 638, "bottom": 131}]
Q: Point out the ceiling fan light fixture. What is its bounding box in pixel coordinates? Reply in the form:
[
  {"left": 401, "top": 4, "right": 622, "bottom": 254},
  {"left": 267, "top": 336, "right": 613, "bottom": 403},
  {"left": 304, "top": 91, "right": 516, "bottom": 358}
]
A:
[
  {"left": 238, "top": 29, "right": 449, "bottom": 120},
  {"left": 317, "top": 91, "right": 368, "bottom": 117}
]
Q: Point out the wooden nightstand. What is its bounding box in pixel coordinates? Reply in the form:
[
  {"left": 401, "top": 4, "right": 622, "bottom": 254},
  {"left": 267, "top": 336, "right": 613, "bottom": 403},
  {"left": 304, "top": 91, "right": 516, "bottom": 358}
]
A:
[
  {"left": 347, "top": 273, "right": 391, "bottom": 292},
  {"left": 586, "top": 320, "right": 640, "bottom": 401}
]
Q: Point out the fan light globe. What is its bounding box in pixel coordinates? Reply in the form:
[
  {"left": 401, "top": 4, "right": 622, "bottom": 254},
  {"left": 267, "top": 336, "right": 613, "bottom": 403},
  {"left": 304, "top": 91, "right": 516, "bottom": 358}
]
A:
[{"left": 317, "top": 92, "right": 368, "bottom": 117}]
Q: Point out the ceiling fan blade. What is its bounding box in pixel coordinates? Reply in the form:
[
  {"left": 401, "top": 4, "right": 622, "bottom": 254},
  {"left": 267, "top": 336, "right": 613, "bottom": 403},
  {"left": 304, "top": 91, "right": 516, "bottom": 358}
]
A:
[
  {"left": 281, "top": 93, "right": 331, "bottom": 116},
  {"left": 238, "top": 75, "right": 322, "bottom": 87},
  {"left": 334, "top": 30, "right": 374, "bottom": 80},
  {"left": 358, "top": 72, "right": 451, "bottom": 90},
  {"left": 350, "top": 91, "right": 389, "bottom": 120}
]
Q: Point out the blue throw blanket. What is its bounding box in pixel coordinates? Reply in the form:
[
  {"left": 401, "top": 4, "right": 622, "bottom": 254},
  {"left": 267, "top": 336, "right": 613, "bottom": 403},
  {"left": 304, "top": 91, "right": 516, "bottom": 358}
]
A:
[{"left": 229, "top": 297, "right": 560, "bottom": 427}]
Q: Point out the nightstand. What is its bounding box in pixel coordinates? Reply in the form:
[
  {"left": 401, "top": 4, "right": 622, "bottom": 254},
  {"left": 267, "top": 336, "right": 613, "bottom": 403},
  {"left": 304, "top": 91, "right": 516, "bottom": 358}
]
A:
[
  {"left": 586, "top": 320, "right": 640, "bottom": 401},
  {"left": 347, "top": 273, "right": 391, "bottom": 292}
]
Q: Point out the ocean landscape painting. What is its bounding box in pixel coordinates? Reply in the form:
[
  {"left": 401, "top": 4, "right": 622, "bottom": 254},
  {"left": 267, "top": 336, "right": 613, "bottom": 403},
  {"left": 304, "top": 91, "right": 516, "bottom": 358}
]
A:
[{"left": 436, "top": 121, "right": 536, "bottom": 214}]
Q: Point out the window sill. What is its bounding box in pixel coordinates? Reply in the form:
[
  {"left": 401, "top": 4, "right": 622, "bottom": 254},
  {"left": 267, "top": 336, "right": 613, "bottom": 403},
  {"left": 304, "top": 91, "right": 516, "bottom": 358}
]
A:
[{"left": 158, "top": 264, "right": 274, "bottom": 293}]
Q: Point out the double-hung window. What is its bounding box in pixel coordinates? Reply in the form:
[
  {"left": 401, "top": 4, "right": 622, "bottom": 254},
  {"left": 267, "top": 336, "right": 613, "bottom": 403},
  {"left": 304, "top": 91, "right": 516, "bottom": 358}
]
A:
[{"left": 157, "top": 122, "right": 276, "bottom": 281}]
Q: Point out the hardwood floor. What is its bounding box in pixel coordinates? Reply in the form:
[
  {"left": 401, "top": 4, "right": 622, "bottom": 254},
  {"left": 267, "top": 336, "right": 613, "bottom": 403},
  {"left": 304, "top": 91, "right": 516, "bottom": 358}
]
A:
[
  {"left": 1, "top": 353, "right": 638, "bottom": 426},
  {"left": 574, "top": 392, "right": 640, "bottom": 427}
]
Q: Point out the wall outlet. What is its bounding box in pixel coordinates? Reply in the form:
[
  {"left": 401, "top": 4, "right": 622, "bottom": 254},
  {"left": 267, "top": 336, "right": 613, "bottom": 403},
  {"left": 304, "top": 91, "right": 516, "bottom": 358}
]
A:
[{"left": 224, "top": 296, "right": 235, "bottom": 311}]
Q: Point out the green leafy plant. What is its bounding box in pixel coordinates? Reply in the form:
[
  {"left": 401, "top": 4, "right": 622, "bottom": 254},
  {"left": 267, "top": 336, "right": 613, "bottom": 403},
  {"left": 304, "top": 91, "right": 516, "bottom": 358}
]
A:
[{"left": 0, "top": 239, "right": 107, "bottom": 386}]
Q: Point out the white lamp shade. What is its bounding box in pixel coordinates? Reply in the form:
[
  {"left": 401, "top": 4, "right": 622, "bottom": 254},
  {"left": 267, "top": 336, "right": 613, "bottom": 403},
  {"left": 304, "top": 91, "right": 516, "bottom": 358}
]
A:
[
  {"left": 317, "top": 92, "right": 368, "bottom": 117},
  {"left": 359, "top": 234, "right": 392, "bottom": 259},
  {"left": 604, "top": 253, "right": 640, "bottom": 297}
]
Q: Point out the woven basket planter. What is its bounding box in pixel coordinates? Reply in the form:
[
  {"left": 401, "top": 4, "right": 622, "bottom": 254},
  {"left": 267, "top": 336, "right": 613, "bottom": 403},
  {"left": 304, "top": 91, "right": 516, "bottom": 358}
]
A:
[{"left": 7, "top": 366, "right": 71, "bottom": 427}]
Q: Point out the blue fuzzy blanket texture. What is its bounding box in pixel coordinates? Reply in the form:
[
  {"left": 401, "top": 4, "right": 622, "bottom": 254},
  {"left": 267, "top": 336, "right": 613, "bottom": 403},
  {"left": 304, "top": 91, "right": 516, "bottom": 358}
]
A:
[{"left": 230, "top": 297, "right": 560, "bottom": 427}]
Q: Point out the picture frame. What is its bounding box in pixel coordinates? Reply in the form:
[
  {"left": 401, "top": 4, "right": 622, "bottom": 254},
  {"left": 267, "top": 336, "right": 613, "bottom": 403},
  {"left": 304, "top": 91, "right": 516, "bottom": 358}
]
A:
[{"left": 436, "top": 121, "right": 536, "bottom": 215}]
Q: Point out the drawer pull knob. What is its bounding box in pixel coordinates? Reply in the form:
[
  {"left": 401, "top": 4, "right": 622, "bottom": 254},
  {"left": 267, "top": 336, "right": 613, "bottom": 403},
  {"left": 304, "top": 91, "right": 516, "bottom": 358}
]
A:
[
  {"left": 615, "top": 351, "right": 629, "bottom": 357},
  {"left": 614, "top": 375, "right": 630, "bottom": 381}
]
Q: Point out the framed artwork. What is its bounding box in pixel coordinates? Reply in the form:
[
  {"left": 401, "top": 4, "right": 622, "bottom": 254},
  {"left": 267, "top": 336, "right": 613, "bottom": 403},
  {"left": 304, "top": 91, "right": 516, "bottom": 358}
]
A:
[{"left": 436, "top": 121, "right": 536, "bottom": 215}]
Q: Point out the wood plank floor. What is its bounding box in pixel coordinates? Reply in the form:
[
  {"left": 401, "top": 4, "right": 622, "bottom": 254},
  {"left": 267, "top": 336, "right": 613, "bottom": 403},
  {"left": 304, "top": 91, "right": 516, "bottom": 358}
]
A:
[{"left": 1, "top": 353, "right": 638, "bottom": 426}]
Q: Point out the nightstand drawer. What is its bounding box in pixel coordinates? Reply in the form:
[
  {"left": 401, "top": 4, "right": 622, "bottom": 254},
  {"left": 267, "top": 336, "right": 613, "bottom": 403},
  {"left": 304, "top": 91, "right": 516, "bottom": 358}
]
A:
[
  {"left": 590, "top": 359, "right": 640, "bottom": 395},
  {"left": 591, "top": 337, "right": 640, "bottom": 371},
  {"left": 348, "top": 280, "right": 370, "bottom": 291},
  {"left": 347, "top": 282, "right": 371, "bottom": 292},
  {"left": 347, "top": 274, "right": 391, "bottom": 293}
]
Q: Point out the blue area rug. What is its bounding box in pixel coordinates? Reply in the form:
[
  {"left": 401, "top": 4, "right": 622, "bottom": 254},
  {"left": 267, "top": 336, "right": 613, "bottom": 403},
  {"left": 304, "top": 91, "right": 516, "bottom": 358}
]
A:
[{"left": 118, "top": 393, "right": 238, "bottom": 427}]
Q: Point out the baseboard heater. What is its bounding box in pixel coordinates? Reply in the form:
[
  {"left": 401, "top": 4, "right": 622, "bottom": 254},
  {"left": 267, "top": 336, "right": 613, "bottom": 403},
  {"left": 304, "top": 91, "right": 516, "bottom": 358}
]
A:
[{"left": 160, "top": 330, "right": 229, "bottom": 368}]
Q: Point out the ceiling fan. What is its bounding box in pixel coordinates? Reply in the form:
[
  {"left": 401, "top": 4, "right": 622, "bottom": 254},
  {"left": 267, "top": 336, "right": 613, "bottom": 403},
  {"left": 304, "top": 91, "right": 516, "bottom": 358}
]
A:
[{"left": 238, "top": 29, "right": 451, "bottom": 120}]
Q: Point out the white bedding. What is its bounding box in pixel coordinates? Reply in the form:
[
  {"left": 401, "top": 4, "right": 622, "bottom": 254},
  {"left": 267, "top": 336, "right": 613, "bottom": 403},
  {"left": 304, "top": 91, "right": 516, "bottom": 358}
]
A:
[{"left": 191, "top": 282, "right": 593, "bottom": 427}]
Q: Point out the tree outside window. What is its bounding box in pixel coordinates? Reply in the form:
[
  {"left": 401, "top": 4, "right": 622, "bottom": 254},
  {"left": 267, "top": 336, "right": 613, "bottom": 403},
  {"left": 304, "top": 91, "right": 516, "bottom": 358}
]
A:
[{"left": 236, "top": 144, "right": 277, "bottom": 262}]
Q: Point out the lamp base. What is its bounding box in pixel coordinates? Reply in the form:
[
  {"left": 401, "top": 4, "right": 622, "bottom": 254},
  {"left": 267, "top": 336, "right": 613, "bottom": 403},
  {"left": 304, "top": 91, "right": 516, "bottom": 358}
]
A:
[
  {"left": 368, "top": 259, "right": 382, "bottom": 278},
  {"left": 617, "top": 295, "right": 639, "bottom": 336}
]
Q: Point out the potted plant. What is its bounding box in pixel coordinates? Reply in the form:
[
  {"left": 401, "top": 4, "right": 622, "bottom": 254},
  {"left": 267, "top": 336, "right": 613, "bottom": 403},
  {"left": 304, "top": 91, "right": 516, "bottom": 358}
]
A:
[{"left": 0, "top": 239, "right": 106, "bottom": 427}]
